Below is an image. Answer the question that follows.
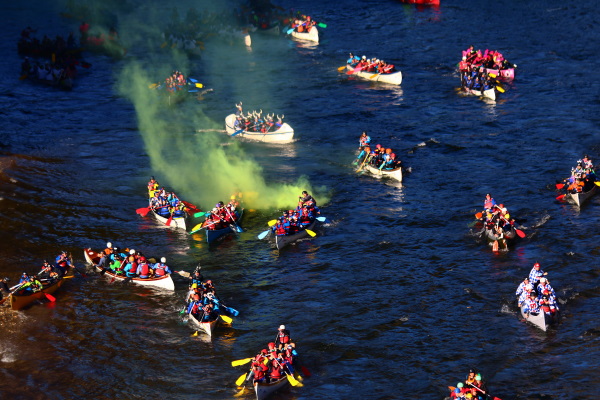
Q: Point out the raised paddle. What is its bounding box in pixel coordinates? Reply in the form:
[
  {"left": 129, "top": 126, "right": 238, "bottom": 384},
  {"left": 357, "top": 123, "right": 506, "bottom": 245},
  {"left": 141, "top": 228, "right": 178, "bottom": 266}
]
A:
[
  {"left": 235, "top": 372, "right": 247, "bottom": 386},
  {"left": 515, "top": 228, "right": 526, "bottom": 238},
  {"left": 136, "top": 206, "right": 151, "bottom": 216},
  {"left": 267, "top": 219, "right": 278, "bottom": 227},
  {"left": 257, "top": 230, "right": 270, "bottom": 240},
  {"left": 347, "top": 66, "right": 362, "bottom": 75},
  {"left": 232, "top": 357, "right": 253, "bottom": 367},
  {"left": 555, "top": 183, "right": 565, "bottom": 189}
]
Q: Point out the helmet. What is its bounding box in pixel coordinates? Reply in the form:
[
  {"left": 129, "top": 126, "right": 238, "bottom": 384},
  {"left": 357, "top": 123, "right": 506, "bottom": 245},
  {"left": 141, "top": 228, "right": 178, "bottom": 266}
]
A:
[
  {"left": 457, "top": 382, "right": 464, "bottom": 388},
  {"left": 279, "top": 324, "right": 285, "bottom": 330},
  {"left": 534, "top": 263, "right": 540, "bottom": 268},
  {"left": 475, "top": 374, "right": 482, "bottom": 381},
  {"left": 206, "top": 279, "right": 212, "bottom": 285},
  {"left": 529, "top": 292, "right": 536, "bottom": 297},
  {"left": 106, "top": 242, "right": 112, "bottom": 248},
  {"left": 161, "top": 257, "right": 166, "bottom": 263},
  {"left": 455, "top": 388, "right": 461, "bottom": 394},
  {"left": 129, "top": 249, "right": 135, "bottom": 255},
  {"left": 376, "top": 144, "right": 381, "bottom": 149},
  {"left": 543, "top": 290, "right": 549, "bottom": 295},
  {"left": 230, "top": 195, "right": 236, "bottom": 200},
  {"left": 362, "top": 131, "right": 367, "bottom": 135}
]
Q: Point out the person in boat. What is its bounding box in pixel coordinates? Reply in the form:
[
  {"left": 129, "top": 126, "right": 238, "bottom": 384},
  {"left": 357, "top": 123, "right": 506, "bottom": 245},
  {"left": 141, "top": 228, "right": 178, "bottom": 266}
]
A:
[
  {"left": 21, "top": 275, "right": 43, "bottom": 294},
  {"left": 298, "top": 190, "right": 316, "bottom": 207},
  {"left": 251, "top": 359, "right": 269, "bottom": 383},
  {"left": 267, "top": 356, "right": 285, "bottom": 383},
  {"left": 109, "top": 254, "right": 125, "bottom": 274},
  {"left": 523, "top": 291, "right": 541, "bottom": 314},
  {"left": 469, "top": 374, "right": 488, "bottom": 397},
  {"left": 515, "top": 277, "right": 530, "bottom": 297},
  {"left": 153, "top": 257, "right": 172, "bottom": 277},
  {"left": 358, "top": 131, "right": 371, "bottom": 150},
  {"left": 528, "top": 262, "right": 548, "bottom": 287},
  {"left": 483, "top": 194, "right": 496, "bottom": 213},
  {"left": 275, "top": 324, "right": 291, "bottom": 350},
  {"left": 0, "top": 277, "right": 11, "bottom": 300},
  {"left": 347, "top": 53, "right": 360, "bottom": 67},
  {"left": 38, "top": 260, "right": 59, "bottom": 281},
  {"left": 189, "top": 269, "right": 204, "bottom": 288},
  {"left": 536, "top": 277, "right": 556, "bottom": 298},
  {"left": 95, "top": 241, "right": 115, "bottom": 270},
  {"left": 147, "top": 177, "right": 159, "bottom": 197},
  {"left": 55, "top": 251, "right": 71, "bottom": 275},
  {"left": 135, "top": 256, "right": 151, "bottom": 279},
  {"left": 125, "top": 249, "right": 138, "bottom": 278}
]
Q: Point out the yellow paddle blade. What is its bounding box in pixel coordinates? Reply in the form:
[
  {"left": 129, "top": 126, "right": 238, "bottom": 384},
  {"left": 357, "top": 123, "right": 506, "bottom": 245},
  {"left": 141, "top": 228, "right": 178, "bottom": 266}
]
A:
[
  {"left": 337, "top": 66, "right": 346, "bottom": 72},
  {"left": 369, "top": 74, "right": 378, "bottom": 79},
  {"left": 294, "top": 371, "right": 304, "bottom": 381},
  {"left": 220, "top": 314, "right": 233, "bottom": 324},
  {"left": 234, "top": 387, "right": 246, "bottom": 397},
  {"left": 149, "top": 83, "right": 158, "bottom": 89},
  {"left": 192, "top": 223, "right": 203, "bottom": 232},
  {"left": 235, "top": 373, "right": 247, "bottom": 386},
  {"left": 195, "top": 82, "right": 204, "bottom": 88},
  {"left": 286, "top": 373, "right": 302, "bottom": 387},
  {"left": 267, "top": 219, "right": 278, "bottom": 227},
  {"left": 305, "top": 229, "right": 317, "bottom": 237},
  {"left": 595, "top": 181, "right": 600, "bottom": 186},
  {"left": 191, "top": 331, "right": 198, "bottom": 337},
  {"left": 231, "top": 357, "right": 253, "bottom": 367},
  {"left": 488, "top": 73, "right": 497, "bottom": 78},
  {"left": 496, "top": 85, "right": 505, "bottom": 93}
]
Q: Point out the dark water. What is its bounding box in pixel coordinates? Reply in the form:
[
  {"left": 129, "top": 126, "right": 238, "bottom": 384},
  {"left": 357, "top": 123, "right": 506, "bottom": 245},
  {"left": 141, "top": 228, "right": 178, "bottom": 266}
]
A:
[{"left": 2, "top": 0, "right": 600, "bottom": 399}]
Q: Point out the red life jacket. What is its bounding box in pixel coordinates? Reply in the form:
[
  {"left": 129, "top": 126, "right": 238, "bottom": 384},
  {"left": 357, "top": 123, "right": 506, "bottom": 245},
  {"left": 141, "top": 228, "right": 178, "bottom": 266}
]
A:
[
  {"left": 139, "top": 263, "right": 149, "bottom": 276},
  {"left": 254, "top": 364, "right": 267, "bottom": 380},
  {"left": 128, "top": 262, "right": 137, "bottom": 273},
  {"left": 270, "top": 362, "right": 282, "bottom": 379},
  {"left": 278, "top": 331, "right": 290, "bottom": 344},
  {"left": 155, "top": 263, "right": 167, "bottom": 276}
]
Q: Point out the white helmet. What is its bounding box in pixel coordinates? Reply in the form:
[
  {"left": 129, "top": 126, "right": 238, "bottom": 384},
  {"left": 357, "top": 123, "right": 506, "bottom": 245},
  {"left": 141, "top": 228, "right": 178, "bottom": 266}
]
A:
[
  {"left": 161, "top": 257, "right": 166, "bottom": 263},
  {"left": 129, "top": 249, "right": 135, "bottom": 255},
  {"left": 106, "top": 242, "right": 112, "bottom": 248}
]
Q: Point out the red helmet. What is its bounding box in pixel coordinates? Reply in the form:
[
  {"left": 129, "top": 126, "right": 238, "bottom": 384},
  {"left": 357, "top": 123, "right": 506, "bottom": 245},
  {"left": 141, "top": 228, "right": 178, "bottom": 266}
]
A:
[{"left": 534, "top": 263, "right": 540, "bottom": 268}]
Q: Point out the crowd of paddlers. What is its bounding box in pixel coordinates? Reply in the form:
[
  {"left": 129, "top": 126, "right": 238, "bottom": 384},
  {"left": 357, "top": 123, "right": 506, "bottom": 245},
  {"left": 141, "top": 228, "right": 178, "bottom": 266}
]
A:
[
  {"left": 516, "top": 262, "right": 560, "bottom": 317},
  {"left": 184, "top": 269, "right": 238, "bottom": 322},
  {"left": 354, "top": 132, "right": 402, "bottom": 171},
  {"left": 347, "top": 53, "right": 397, "bottom": 74},
  {"left": 233, "top": 103, "right": 286, "bottom": 133},
  {"left": 201, "top": 198, "right": 241, "bottom": 231},
  {"left": 556, "top": 155, "right": 596, "bottom": 195},
  {"left": 271, "top": 192, "right": 320, "bottom": 236},
  {"left": 459, "top": 46, "right": 516, "bottom": 71},
  {"left": 446, "top": 369, "right": 501, "bottom": 400},
  {"left": 18, "top": 27, "right": 80, "bottom": 59},
  {"left": 94, "top": 242, "right": 172, "bottom": 279},
  {"left": 147, "top": 177, "right": 189, "bottom": 218}
]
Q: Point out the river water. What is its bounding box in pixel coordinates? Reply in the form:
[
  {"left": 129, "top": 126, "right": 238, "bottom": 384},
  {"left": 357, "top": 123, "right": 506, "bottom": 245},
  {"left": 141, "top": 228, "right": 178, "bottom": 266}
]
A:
[{"left": 1, "top": 0, "right": 600, "bottom": 399}]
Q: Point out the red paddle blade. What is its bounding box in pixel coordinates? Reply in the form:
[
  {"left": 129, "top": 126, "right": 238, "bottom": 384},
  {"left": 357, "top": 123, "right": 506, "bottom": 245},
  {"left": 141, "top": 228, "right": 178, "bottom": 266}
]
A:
[
  {"left": 300, "top": 365, "right": 312, "bottom": 377},
  {"left": 347, "top": 67, "right": 361, "bottom": 75},
  {"left": 44, "top": 293, "right": 56, "bottom": 302},
  {"left": 556, "top": 194, "right": 566, "bottom": 201},
  {"left": 515, "top": 229, "right": 526, "bottom": 238},
  {"left": 136, "top": 207, "right": 150, "bottom": 216},
  {"left": 166, "top": 214, "right": 173, "bottom": 226},
  {"left": 555, "top": 183, "right": 565, "bottom": 189},
  {"left": 475, "top": 212, "right": 483, "bottom": 219}
]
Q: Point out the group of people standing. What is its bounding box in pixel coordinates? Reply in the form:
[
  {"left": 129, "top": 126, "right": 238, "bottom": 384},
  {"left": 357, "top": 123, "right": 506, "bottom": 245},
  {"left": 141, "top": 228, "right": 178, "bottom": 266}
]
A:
[
  {"left": 94, "top": 242, "right": 172, "bottom": 279},
  {"left": 233, "top": 103, "right": 286, "bottom": 134},
  {"left": 347, "top": 53, "right": 397, "bottom": 74},
  {"left": 516, "top": 262, "right": 560, "bottom": 317},
  {"left": 271, "top": 192, "right": 320, "bottom": 236},
  {"left": 354, "top": 132, "right": 402, "bottom": 171}
]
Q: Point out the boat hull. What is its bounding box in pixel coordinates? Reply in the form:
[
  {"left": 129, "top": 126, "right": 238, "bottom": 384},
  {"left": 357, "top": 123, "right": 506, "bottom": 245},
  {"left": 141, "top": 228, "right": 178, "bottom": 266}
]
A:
[
  {"left": 151, "top": 209, "right": 189, "bottom": 230},
  {"left": 205, "top": 210, "right": 244, "bottom": 243},
  {"left": 275, "top": 220, "right": 317, "bottom": 250},
  {"left": 462, "top": 86, "right": 496, "bottom": 101},
  {"left": 290, "top": 27, "right": 319, "bottom": 43},
  {"left": 254, "top": 377, "right": 289, "bottom": 400},
  {"left": 225, "top": 114, "right": 294, "bottom": 143},
  {"left": 567, "top": 185, "right": 597, "bottom": 207},
  {"left": 398, "top": 0, "right": 440, "bottom": 4},
  {"left": 363, "top": 164, "right": 403, "bottom": 182},
  {"left": 188, "top": 311, "right": 219, "bottom": 337},
  {"left": 346, "top": 65, "right": 402, "bottom": 85},
  {"left": 10, "top": 271, "right": 71, "bottom": 310},
  {"left": 84, "top": 248, "right": 175, "bottom": 291},
  {"left": 519, "top": 302, "right": 558, "bottom": 331}
]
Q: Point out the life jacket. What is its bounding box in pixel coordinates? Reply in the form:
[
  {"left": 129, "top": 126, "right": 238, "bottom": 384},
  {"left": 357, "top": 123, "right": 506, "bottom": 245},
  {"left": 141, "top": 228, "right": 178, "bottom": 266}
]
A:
[
  {"left": 139, "top": 263, "right": 149, "bottom": 276},
  {"left": 275, "top": 223, "right": 286, "bottom": 235},
  {"left": 155, "top": 263, "right": 167, "bottom": 276},
  {"left": 278, "top": 330, "right": 290, "bottom": 344},
  {"left": 270, "top": 362, "right": 283, "bottom": 379},
  {"left": 128, "top": 262, "right": 138, "bottom": 274},
  {"left": 484, "top": 198, "right": 495, "bottom": 209}
]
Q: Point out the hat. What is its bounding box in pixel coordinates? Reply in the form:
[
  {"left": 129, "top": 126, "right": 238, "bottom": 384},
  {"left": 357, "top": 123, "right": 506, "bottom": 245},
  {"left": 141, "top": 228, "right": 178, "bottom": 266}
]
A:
[
  {"left": 160, "top": 257, "right": 166, "bottom": 263},
  {"left": 279, "top": 325, "right": 285, "bottom": 330},
  {"left": 457, "top": 382, "right": 464, "bottom": 388},
  {"left": 106, "top": 242, "right": 112, "bottom": 248},
  {"left": 129, "top": 249, "right": 135, "bottom": 255},
  {"left": 534, "top": 263, "right": 540, "bottom": 268}
]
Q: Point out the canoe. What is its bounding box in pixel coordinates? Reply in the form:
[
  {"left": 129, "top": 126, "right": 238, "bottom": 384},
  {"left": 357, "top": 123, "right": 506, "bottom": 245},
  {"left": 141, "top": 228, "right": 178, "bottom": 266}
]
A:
[
  {"left": 346, "top": 65, "right": 403, "bottom": 85},
  {"left": 10, "top": 269, "right": 73, "bottom": 310},
  {"left": 188, "top": 311, "right": 219, "bottom": 337},
  {"left": 151, "top": 208, "right": 189, "bottom": 230},
  {"left": 398, "top": 0, "right": 440, "bottom": 4},
  {"left": 225, "top": 114, "right": 294, "bottom": 143},
  {"left": 567, "top": 185, "right": 597, "bottom": 207},
  {"left": 484, "top": 67, "right": 515, "bottom": 81},
  {"left": 462, "top": 86, "right": 496, "bottom": 101},
  {"left": 275, "top": 220, "right": 317, "bottom": 251},
  {"left": 83, "top": 248, "right": 175, "bottom": 291},
  {"left": 23, "top": 72, "right": 73, "bottom": 90},
  {"left": 363, "top": 164, "right": 403, "bottom": 182},
  {"left": 518, "top": 302, "right": 558, "bottom": 331},
  {"left": 254, "top": 376, "right": 289, "bottom": 400},
  {"left": 205, "top": 209, "right": 244, "bottom": 243},
  {"left": 290, "top": 27, "right": 319, "bottom": 43}
]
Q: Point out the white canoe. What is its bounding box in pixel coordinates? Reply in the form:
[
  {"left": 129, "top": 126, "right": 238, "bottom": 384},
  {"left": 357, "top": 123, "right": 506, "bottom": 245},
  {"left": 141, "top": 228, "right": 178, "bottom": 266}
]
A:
[
  {"left": 275, "top": 220, "right": 317, "bottom": 250},
  {"left": 519, "top": 302, "right": 558, "bottom": 331},
  {"left": 254, "top": 376, "right": 289, "bottom": 400},
  {"left": 188, "top": 311, "right": 219, "bottom": 337},
  {"left": 346, "top": 65, "right": 403, "bottom": 85},
  {"left": 84, "top": 248, "right": 175, "bottom": 291},
  {"left": 151, "top": 209, "right": 189, "bottom": 230},
  {"left": 225, "top": 114, "right": 294, "bottom": 143},
  {"left": 567, "top": 185, "right": 597, "bottom": 207},
  {"left": 363, "top": 164, "right": 403, "bottom": 182},
  {"left": 290, "top": 27, "right": 319, "bottom": 43},
  {"left": 462, "top": 86, "right": 496, "bottom": 101}
]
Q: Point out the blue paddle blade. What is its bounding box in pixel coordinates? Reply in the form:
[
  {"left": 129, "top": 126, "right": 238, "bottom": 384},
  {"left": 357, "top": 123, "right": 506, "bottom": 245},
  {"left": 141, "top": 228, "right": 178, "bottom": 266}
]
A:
[
  {"left": 236, "top": 226, "right": 244, "bottom": 233},
  {"left": 287, "top": 28, "right": 294, "bottom": 34},
  {"left": 316, "top": 216, "right": 327, "bottom": 222},
  {"left": 231, "top": 129, "right": 244, "bottom": 137},
  {"left": 257, "top": 230, "right": 270, "bottom": 240},
  {"left": 226, "top": 307, "right": 240, "bottom": 316},
  {"left": 188, "top": 78, "right": 198, "bottom": 83},
  {"left": 188, "top": 89, "right": 198, "bottom": 93}
]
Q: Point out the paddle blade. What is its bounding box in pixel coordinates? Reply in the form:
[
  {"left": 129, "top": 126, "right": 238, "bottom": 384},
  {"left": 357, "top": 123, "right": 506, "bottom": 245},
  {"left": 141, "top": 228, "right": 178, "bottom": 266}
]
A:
[
  {"left": 226, "top": 306, "right": 240, "bottom": 316},
  {"left": 305, "top": 229, "right": 317, "bottom": 237},
  {"left": 286, "top": 28, "right": 294, "bottom": 34},
  {"left": 475, "top": 212, "right": 483, "bottom": 219},
  {"left": 300, "top": 365, "right": 312, "bottom": 377},
  {"left": 515, "top": 229, "right": 526, "bottom": 238},
  {"left": 194, "top": 211, "right": 205, "bottom": 218},
  {"left": 337, "top": 66, "right": 346, "bottom": 72},
  {"left": 195, "top": 83, "right": 203, "bottom": 88},
  {"left": 317, "top": 22, "right": 327, "bottom": 28},
  {"left": 496, "top": 85, "right": 505, "bottom": 93},
  {"left": 191, "top": 331, "right": 198, "bottom": 337},
  {"left": 316, "top": 216, "right": 327, "bottom": 222},
  {"left": 44, "top": 293, "right": 56, "bottom": 302},
  {"left": 231, "top": 129, "right": 244, "bottom": 137},
  {"left": 191, "top": 223, "right": 203, "bottom": 232},
  {"left": 149, "top": 83, "right": 159, "bottom": 89},
  {"left": 220, "top": 314, "right": 233, "bottom": 324},
  {"left": 369, "top": 73, "right": 379, "bottom": 79},
  {"left": 234, "top": 387, "right": 246, "bottom": 397},
  {"left": 166, "top": 214, "right": 174, "bottom": 226},
  {"left": 595, "top": 181, "right": 600, "bottom": 186},
  {"left": 232, "top": 357, "right": 253, "bottom": 367},
  {"left": 136, "top": 207, "right": 151, "bottom": 216},
  {"left": 267, "top": 219, "right": 278, "bottom": 227},
  {"left": 488, "top": 73, "right": 497, "bottom": 78},
  {"left": 556, "top": 194, "right": 566, "bottom": 201},
  {"left": 555, "top": 183, "right": 565, "bottom": 189},
  {"left": 258, "top": 230, "right": 270, "bottom": 240},
  {"left": 286, "top": 373, "right": 302, "bottom": 387},
  {"left": 235, "top": 225, "right": 244, "bottom": 233},
  {"left": 492, "top": 241, "right": 499, "bottom": 252},
  {"left": 235, "top": 373, "right": 247, "bottom": 386}
]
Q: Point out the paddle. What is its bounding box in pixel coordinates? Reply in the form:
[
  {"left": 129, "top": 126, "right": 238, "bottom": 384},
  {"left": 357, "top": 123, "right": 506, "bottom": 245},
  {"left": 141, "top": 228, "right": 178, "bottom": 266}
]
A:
[
  {"left": 316, "top": 216, "right": 327, "bottom": 222},
  {"left": 496, "top": 85, "right": 505, "bottom": 93},
  {"left": 300, "top": 365, "right": 312, "bottom": 377},
  {"left": 235, "top": 372, "right": 247, "bottom": 386},
  {"left": 165, "top": 210, "right": 174, "bottom": 226},
  {"left": 44, "top": 293, "right": 56, "bottom": 302},
  {"left": 286, "top": 28, "right": 294, "bottom": 34},
  {"left": 369, "top": 73, "right": 380, "bottom": 79},
  {"left": 556, "top": 194, "right": 566, "bottom": 201},
  {"left": 474, "top": 212, "right": 483, "bottom": 219},
  {"left": 136, "top": 206, "right": 151, "bottom": 216},
  {"left": 70, "top": 253, "right": 87, "bottom": 278},
  {"left": 595, "top": 181, "right": 600, "bottom": 186},
  {"left": 0, "top": 282, "right": 27, "bottom": 306},
  {"left": 258, "top": 230, "right": 271, "bottom": 240},
  {"left": 220, "top": 314, "right": 233, "bottom": 324},
  {"left": 356, "top": 154, "right": 371, "bottom": 172},
  {"left": 232, "top": 357, "right": 253, "bottom": 367},
  {"left": 193, "top": 211, "right": 205, "bottom": 218},
  {"left": 347, "top": 66, "right": 362, "bottom": 75},
  {"left": 556, "top": 183, "right": 565, "bottom": 189},
  {"left": 317, "top": 22, "right": 327, "bottom": 28},
  {"left": 231, "top": 128, "right": 244, "bottom": 137},
  {"left": 268, "top": 220, "right": 278, "bottom": 227},
  {"left": 515, "top": 228, "right": 526, "bottom": 238},
  {"left": 337, "top": 66, "right": 347, "bottom": 72},
  {"left": 467, "top": 383, "right": 501, "bottom": 400},
  {"left": 225, "top": 208, "right": 243, "bottom": 233},
  {"left": 305, "top": 229, "right": 317, "bottom": 237},
  {"left": 274, "top": 358, "right": 302, "bottom": 387},
  {"left": 149, "top": 83, "right": 159, "bottom": 89}
]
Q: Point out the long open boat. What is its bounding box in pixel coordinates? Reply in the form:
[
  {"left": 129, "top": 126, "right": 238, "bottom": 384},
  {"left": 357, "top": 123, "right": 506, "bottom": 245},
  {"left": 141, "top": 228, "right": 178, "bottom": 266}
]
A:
[
  {"left": 255, "top": 376, "right": 289, "bottom": 400},
  {"left": 205, "top": 209, "right": 244, "bottom": 243},
  {"left": 275, "top": 220, "right": 317, "bottom": 251},
  {"left": 151, "top": 208, "right": 190, "bottom": 230},
  {"left": 481, "top": 225, "right": 517, "bottom": 251},
  {"left": 83, "top": 248, "right": 175, "bottom": 291},
  {"left": 363, "top": 164, "right": 403, "bottom": 182},
  {"left": 567, "top": 185, "right": 597, "bottom": 207},
  {"left": 290, "top": 27, "right": 319, "bottom": 43},
  {"left": 225, "top": 114, "right": 294, "bottom": 143},
  {"left": 188, "top": 311, "right": 219, "bottom": 337},
  {"left": 518, "top": 302, "right": 558, "bottom": 331},
  {"left": 462, "top": 86, "right": 496, "bottom": 101},
  {"left": 346, "top": 65, "right": 403, "bottom": 85},
  {"left": 398, "top": 0, "right": 440, "bottom": 4},
  {"left": 9, "top": 269, "right": 73, "bottom": 310}
]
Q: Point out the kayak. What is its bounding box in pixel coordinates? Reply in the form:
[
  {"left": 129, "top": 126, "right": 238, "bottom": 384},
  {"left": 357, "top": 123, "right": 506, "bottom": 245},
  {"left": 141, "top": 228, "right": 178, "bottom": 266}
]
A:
[
  {"left": 205, "top": 209, "right": 244, "bottom": 243},
  {"left": 567, "top": 185, "right": 597, "bottom": 207},
  {"left": 83, "top": 248, "right": 175, "bottom": 291},
  {"left": 255, "top": 376, "right": 289, "bottom": 400},
  {"left": 346, "top": 65, "right": 403, "bottom": 85},
  {"left": 275, "top": 220, "right": 317, "bottom": 251},
  {"left": 518, "top": 302, "right": 558, "bottom": 331},
  {"left": 188, "top": 311, "right": 219, "bottom": 337},
  {"left": 398, "top": 0, "right": 440, "bottom": 4},
  {"left": 224, "top": 114, "right": 294, "bottom": 143},
  {"left": 462, "top": 86, "right": 496, "bottom": 101},
  {"left": 9, "top": 268, "right": 73, "bottom": 310},
  {"left": 290, "top": 27, "right": 319, "bottom": 43},
  {"left": 363, "top": 164, "right": 403, "bottom": 182}
]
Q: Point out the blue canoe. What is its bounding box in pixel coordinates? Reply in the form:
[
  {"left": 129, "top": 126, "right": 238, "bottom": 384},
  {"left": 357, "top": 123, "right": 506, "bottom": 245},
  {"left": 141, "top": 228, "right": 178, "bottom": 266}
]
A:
[{"left": 205, "top": 209, "right": 244, "bottom": 243}]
